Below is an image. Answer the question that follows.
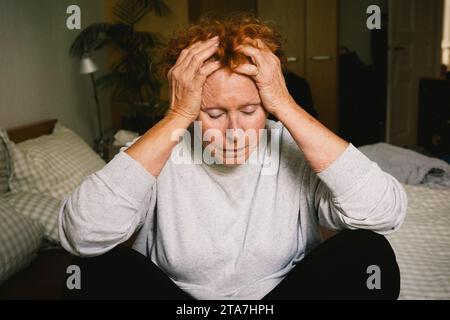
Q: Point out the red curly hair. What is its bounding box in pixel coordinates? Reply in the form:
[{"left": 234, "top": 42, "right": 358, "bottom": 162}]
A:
[{"left": 161, "top": 14, "right": 285, "bottom": 77}]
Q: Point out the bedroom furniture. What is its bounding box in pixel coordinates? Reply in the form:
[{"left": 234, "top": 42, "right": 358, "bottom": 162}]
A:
[
  {"left": 0, "top": 248, "right": 72, "bottom": 300},
  {"left": 386, "top": 184, "right": 450, "bottom": 299},
  {"left": 0, "top": 120, "right": 69, "bottom": 299},
  {"left": 6, "top": 119, "right": 57, "bottom": 144},
  {"left": 418, "top": 78, "right": 450, "bottom": 160},
  {"left": 0, "top": 119, "right": 103, "bottom": 299},
  {"left": 0, "top": 119, "right": 139, "bottom": 299}
]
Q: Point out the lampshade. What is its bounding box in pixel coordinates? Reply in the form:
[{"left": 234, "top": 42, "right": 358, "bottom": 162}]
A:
[{"left": 80, "top": 57, "right": 98, "bottom": 74}]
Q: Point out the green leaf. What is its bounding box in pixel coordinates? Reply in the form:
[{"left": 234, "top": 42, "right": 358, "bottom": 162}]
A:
[
  {"left": 69, "top": 23, "right": 114, "bottom": 58},
  {"left": 113, "top": 0, "right": 170, "bottom": 26}
]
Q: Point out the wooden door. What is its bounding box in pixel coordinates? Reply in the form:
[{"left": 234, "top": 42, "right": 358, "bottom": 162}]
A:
[
  {"left": 305, "top": 0, "right": 339, "bottom": 132},
  {"left": 387, "top": 0, "right": 443, "bottom": 146},
  {"left": 258, "top": 0, "right": 307, "bottom": 77},
  {"left": 259, "top": 0, "right": 338, "bottom": 132}
]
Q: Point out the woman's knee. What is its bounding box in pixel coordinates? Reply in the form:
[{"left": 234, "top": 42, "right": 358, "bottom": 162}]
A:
[
  {"left": 338, "top": 229, "right": 400, "bottom": 299},
  {"left": 336, "top": 230, "right": 395, "bottom": 256},
  {"left": 64, "top": 245, "right": 192, "bottom": 299}
]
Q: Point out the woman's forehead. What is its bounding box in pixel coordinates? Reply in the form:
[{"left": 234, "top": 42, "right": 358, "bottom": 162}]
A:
[{"left": 202, "top": 68, "right": 260, "bottom": 107}]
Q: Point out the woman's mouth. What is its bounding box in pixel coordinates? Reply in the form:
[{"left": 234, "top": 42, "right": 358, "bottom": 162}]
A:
[{"left": 223, "top": 145, "right": 248, "bottom": 152}]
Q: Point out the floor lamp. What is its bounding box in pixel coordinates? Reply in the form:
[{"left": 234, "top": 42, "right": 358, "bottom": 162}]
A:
[{"left": 80, "top": 56, "right": 105, "bottom": 159}]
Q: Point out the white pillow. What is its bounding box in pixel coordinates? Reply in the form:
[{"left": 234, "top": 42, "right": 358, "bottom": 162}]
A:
[
  {"left": 5, "top": 123, "right": 105, "bottom": 200},
  {"left": 0, "top": 201, "right": 44, "bottom": 285}
]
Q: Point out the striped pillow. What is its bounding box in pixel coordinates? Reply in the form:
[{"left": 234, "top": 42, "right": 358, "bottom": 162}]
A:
[
  {"left": 5, "top": 122, "right": 105, "bottom": 200},
  {"left": 0, "top": 130, "right": 10, "bottom": 194},
  {"left": 0, "top": 200, "right": 44, "bottom": 285}
]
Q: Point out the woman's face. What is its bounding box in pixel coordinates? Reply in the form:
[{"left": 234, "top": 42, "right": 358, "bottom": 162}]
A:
[{"left": 198, "top": 68, "right": 267, "bottom": 166}]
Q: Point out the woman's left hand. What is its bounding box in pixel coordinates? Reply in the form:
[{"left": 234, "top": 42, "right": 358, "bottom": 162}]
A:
[{"left": 232, "top": 38, "right": 295, "bottom": 116}]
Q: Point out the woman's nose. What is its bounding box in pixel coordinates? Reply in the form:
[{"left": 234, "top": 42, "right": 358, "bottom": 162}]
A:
[
  {"left": 225, "top": 122, "right": 248, "bottom": 148},
  {"left": 226, "top": 113, "right": 241, "bottom": 130},
  {"left": 226, "top": 115, "right": 243, "bottom": 138}
]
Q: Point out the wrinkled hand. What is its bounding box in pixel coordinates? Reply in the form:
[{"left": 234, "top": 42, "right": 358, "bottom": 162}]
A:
[
  {"left": 167, "top": 36, "right": 222, "bottom": 122},
  {"left": 233, "top": 38, "right": 295, "bottom": 116}
]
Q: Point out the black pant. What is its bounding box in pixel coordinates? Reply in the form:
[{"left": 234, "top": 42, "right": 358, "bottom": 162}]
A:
[{"left": 62, "top": 230, "right": 400, "bottom": 300}]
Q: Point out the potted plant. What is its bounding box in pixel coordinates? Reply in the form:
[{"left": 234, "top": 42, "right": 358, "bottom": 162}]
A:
[{"left": 70, "top": 0, "right": 170, "bottom": 134}]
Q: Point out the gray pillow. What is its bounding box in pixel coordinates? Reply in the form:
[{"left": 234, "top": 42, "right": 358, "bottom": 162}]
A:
[
  {"left": 2, "top": 191, "right": 62, "bottom": 243},
  {"left": 0, "top": 130, "right": 10, "bottom": 194},
  {"left": 0, "top": 200, "right": 44, "bottom": 284}
]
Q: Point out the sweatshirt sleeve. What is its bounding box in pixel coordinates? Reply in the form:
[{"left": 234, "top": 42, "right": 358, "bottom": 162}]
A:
[
  {"left": 58, "top": 139, "right": 157, "bottom": 257},
  {"left": 307, "top": 143, "right": 408, "bottom": 234}
]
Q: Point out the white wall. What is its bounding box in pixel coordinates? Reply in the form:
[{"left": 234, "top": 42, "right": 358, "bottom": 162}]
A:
[
  {"left": 339, "top": 0, "right": 388, "bottom": 65},
  {"left": 0, "top": 0, "right": 110, "bottom": 147}
]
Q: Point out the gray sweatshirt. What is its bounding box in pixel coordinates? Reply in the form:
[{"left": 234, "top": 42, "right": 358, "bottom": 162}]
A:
[{"left": 58, "top": 119, "right": 407, "bottom": 300}]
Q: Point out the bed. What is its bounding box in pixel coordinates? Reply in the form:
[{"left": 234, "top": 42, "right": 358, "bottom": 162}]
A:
[
  {"left": 355, "top": 142, "right": 450, "bottom": 299},
  {"left": 386, "top": 184, "right": 450, "bottom": 299},
  {"left": 0, "top": 120, "right": 449, "bottom": 299},
  {"left": 0, "top": 119, "right": 105, "bottom": 299}
]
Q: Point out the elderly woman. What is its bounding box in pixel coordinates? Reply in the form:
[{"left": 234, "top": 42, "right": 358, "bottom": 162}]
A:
[{"left": 59, "top": 16, "right": 407, "bottom": 300}]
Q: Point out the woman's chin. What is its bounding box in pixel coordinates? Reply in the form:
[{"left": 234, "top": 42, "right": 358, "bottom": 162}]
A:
[{"left": 222, "top": 158, "right": 246, "bottom": 167}]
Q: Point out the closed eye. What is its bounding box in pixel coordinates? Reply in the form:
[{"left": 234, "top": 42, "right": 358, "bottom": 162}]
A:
[
  {"left": 240, "top": 104, "right": 259, "bottom": 115},
  {"left": 207, "top": 112, "right": 224, "bottom": 119}
]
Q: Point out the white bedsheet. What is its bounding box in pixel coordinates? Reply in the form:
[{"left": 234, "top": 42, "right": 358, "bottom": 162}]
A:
[{"left": 386, "top": 184, "right": 450, "bottom": 299}]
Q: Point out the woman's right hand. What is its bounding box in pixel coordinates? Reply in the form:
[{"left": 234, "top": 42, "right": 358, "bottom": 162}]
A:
[{"left": 167, "top": 36, "right": 222, "bottom": 122}]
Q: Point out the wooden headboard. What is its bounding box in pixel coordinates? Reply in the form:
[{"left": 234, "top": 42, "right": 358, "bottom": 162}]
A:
[{"left": 6, "top": 119, "right": 57, "bottom": 144}]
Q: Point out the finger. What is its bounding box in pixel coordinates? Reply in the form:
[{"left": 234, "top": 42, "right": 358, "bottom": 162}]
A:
[
  {"left": 235, "top": 44, "right": 265, "bottom": 67},
  {"left": 191, "top": 36, "right": 219, "bottom": 54},
  {"left": 254, "top": 38, "right": 270, "bottom": 51},
  {"left": 186, "top": 42, "right": 220, "bottom": 74},
  {"left": 197, "top": 60, "right": 222, "bottom": 79},
  {"left": 175, "top": 41, "right": 204, "bottom": 67},
  {"left": 182, "top": 36, "right": 219, "bottom": 67},
  {"left": 232, "top": 63, "right": 259, "bottom": 78},
  {"left": 242, "top": 37, "right": 269, "bottom": 51},
  {"left": 176, "top": 36, "right": 218, "bottom": 67}
]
